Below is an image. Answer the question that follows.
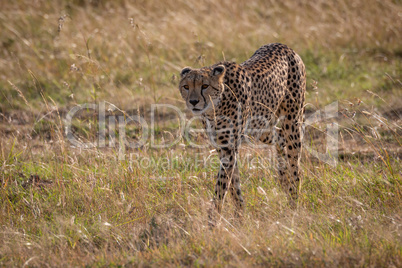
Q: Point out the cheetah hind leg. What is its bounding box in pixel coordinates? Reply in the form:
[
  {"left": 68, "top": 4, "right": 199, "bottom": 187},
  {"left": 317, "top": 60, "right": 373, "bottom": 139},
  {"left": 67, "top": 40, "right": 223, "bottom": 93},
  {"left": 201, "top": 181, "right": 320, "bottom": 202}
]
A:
[
  {"left": 274, "top": 125, "right": 301, "bottom": 207},
  {"left": 259, "top": 126, "right": 299, "bottom": 205}
]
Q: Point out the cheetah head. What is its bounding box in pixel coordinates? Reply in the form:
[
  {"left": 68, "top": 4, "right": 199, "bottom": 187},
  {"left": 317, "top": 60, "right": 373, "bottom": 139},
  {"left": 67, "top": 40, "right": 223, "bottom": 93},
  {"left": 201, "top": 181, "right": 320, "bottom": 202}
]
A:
[{"left": 179, "top": 64, "right": 226, "bottom": 115}]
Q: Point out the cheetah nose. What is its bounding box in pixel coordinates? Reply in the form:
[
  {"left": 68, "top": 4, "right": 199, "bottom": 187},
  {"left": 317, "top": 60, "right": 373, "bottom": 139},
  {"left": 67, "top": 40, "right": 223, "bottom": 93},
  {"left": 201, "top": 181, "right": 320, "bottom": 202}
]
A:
[{"left": 189, "top": 99, "right": 199, "bottom": 106}]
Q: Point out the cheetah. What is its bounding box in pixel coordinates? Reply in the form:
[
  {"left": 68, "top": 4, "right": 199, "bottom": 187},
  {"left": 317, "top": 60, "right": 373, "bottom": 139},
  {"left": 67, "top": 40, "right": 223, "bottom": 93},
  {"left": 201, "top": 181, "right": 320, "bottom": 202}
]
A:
[{"left": 179, "top": 43, "right": 306, "bottom": 222}]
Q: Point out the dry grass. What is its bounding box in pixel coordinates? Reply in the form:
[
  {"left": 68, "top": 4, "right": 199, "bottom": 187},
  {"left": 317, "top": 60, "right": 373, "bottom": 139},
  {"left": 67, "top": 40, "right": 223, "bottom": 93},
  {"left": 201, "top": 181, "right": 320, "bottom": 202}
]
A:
[
  {"left": 0, "top": 0, "right": 401, "bottom": 266},
  {"left": 1, "top": 0, "right": 401, "bottom": 111}
]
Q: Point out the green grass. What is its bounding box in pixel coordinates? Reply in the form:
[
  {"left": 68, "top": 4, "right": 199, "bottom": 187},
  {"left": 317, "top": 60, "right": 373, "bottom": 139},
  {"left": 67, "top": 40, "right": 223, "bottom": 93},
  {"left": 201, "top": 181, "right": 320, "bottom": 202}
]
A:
[{"left": 1, "top": 0, "right": 402, "bottom": 266}]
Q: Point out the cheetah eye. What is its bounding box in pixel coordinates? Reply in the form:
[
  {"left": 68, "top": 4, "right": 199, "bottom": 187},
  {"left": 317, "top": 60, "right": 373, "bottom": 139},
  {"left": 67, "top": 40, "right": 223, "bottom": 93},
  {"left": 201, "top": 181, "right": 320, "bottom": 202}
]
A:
[
  {"left": 183, "top": 85, "right": 189, "bottom": 90},
  {"left": 201, "top": 84, "right": 209, "bottom": 90}
]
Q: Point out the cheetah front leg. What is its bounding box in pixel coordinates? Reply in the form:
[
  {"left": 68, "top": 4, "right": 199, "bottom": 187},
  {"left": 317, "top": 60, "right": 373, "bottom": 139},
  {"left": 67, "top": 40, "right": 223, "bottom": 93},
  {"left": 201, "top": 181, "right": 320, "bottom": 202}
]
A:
[
  {"left": 229, "top": 163, "right": 244, "bottom": 219},
  {"left": 208, "top": 148, "right": 244, "bottom": 226}
]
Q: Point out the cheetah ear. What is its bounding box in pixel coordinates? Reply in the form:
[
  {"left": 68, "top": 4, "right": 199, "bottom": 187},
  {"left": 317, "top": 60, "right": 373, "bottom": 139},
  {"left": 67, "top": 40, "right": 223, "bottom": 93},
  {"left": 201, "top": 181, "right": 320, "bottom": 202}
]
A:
[
  {"left": 212, "top": 65, "right": 225, "bottom": 77},
  {"left": 180, "top": 67, "right": 192, "bottom": 78}
]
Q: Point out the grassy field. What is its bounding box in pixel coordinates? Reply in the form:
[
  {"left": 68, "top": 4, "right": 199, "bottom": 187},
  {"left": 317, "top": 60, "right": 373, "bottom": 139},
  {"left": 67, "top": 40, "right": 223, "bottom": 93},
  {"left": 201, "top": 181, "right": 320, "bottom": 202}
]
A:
[{"left": 1, "top": 0, "right": 401, "bottom": 266}]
